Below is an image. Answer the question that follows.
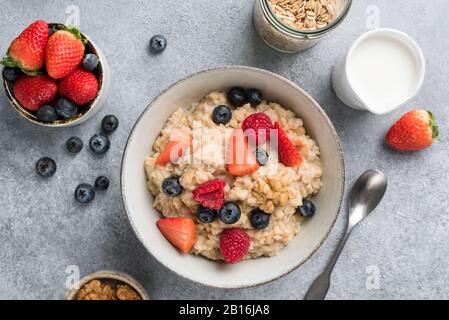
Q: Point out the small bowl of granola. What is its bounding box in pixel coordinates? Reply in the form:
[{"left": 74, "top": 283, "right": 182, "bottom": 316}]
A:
[{"left": 65, "top": 270, "right": 150, "bottom": 300}]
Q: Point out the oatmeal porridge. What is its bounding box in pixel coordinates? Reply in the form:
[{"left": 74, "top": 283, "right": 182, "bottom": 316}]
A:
[{"left": 144, "top": 88, "right": 322, "bottom": 264}]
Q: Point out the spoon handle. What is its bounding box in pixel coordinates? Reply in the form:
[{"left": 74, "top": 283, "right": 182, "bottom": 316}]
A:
[{"left": 304, "top": 231, "right": 351, "bottom": 300}]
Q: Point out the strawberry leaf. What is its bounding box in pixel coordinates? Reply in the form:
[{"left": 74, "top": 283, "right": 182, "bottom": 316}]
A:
[
  {"left": 59, "top": 25, "right": 88, "bottom": 44},
  {"left": 428, "top": 111, "right": 440, "bottom": 139},
  {"left": 0, "top": 57, "right": 41, "bottom": 76}
]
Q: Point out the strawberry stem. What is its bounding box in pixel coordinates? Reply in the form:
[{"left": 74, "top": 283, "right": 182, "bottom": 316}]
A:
[
  {"left": 428, "top": 111, "right": 440, "bottom": 139},
  {"left": 59, "top": 25, "right": 88, "bottom": 44}
]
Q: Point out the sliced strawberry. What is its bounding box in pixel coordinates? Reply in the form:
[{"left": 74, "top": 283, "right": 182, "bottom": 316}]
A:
[
  {"left": 273, "top": 122, "right": 303, "bottom": 167},
  {"left": 58, "top": 68, "right": 99, "bottom": 105},
  {"left": 45, "top": 27, "right": 85, "bottom": 79},
  {"left": 13, "top": 75, "right": 57, "bottom": 111},
  {"left": 227, "top": 129, "right": 259, "bottom": 176},
  {"left": 1, "top": 20, "right": 48, "bottom": 73},
  {"left": 155, "top": 128, "right": 191, "bottom": 165},
  {"left": 156, "top": 217, "right": 196, "bottom": 254}
]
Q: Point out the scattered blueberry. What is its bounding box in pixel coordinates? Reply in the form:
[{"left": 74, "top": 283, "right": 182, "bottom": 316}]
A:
[
  {"left": 2, "top": 67, "right": 20, "bottom": 82},
  {"left": 255, "top": 148, "right": 269, "bottom": 166},
  {"left": 218, "top": 202, "right": 241, "bottom": 224},
  {"left": 162, "top": 176, "right": 183, "bottom": 197},
  {"left": 245, "top": 89, "right": 263, "bottom": 107},
  {"left": 36, "top": 105, "right": 58, "bottom": 122},
  {"left": 94, "top": 176, "right": 110, "bottom": 191},
  {"left": 296, "top": 199, "right": 316, "bottom": 217},
  {"left": 81, "top": 53, "right": 99, "bottom": 71},
  {"left": 89, "top": 133, "right": 111, "bottom": 154},
  {"left": 48, "top": 27, "right": 57, "bottom": 36},
  {"left": 250, "top": 209, "right": 270, "bottom": 229},
  {"left": 227, "top": 87, "right": 247, "bottom": 107},
  {"left": 74, "top": 183, "right": 96, "bottom": 204},
  {"left": 101, "top": 115, "right": 119, "bottom": 133},
  {"left": 35, "top": 157, "right": 57, "bottom": 178},
  {"left": 55, "top": 98, "right": 78, "bottom": 119},
  {"left": 197, "top": 206, "right": 218, "bottom": 224},
  {"left": 66, "top": 137, "right": 83, "bottom": 154},
  {"left": 212, "top": 105, "right": 232, "bottom": 125},
  {"left": 149, "top": 35, "right": 167, "bottom": 53}
]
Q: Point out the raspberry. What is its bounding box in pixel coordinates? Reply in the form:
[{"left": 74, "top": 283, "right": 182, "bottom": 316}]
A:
[
  {"left": 242, "top": 112, "right": 273, "bottom": 145},
  {"left": 192, "top": 179, "right": 226, "bottom": 210},
  {"left": 219, "top": 228, "right": 250, "bottom": 264},
  {"left": 274, "top": 121, "right": 302, "bottom": 167}
]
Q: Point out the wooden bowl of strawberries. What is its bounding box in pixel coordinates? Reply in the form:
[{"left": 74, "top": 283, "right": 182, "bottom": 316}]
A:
[{"left": 1, "top": 20, "right": 110, "bottom": 127}]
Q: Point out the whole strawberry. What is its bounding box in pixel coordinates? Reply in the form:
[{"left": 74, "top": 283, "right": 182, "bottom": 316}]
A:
[
  {"left": 1, "top": 20, "right": 48, "bottom": 74},
  {"left": 13, "top": 75, "right": 57, "bottom": 111},
  {"left": 58, "top": 68, "right": 99, "bottom": 105},
  {"left": 45, "top": 27, "right": 85, "bottom": 79},
  {"left": 385, "top": 110, "right": 439, "bottom": 151},
  {"left": 219, "top": 228, "right": 250, "bottom": 264}
]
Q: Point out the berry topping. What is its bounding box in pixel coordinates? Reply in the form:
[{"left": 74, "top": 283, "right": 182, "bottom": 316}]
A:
[
  {"left": 219, "top": 228, "right": 250, "bottom": 264},
  {"left": 255, "top": 148, "right": 269, "bottom": 166},
  {"left": 101, "top": 115, "right": 119, "bottom": 133},
  {"left": 1, "top": 20, "right": 48, "bottom": 73},
  {"left": 197, "top": 206, "right": 218, "bottom": 224},
  {"left": 250, "top": 209, "right": 270, "bottom": 229},
  {"left": 45, "top": 28, "right": 85, "bottom": 79},
  {"left": 155, "top": 128, "right": 191, "bottom": 165},
  {"left": 157, "top": 217, "right": 196, "bottom": 254},
  {"left": 227, "top": 87, "right": 247, "bottom": 107},
  {"left": 193, "top": 179, "right": 226, "bottom": 210},
  {"left": 36, "top": 105, "right": 58, "bottom": 122},
  {"left": 94, "top": 176, "right": 110, "bottom": 191},
  {"left": 149, "top": 35, "right": 167, "bottom": 53},
  {"left": 162, "top": 176, "right": 183, "bottom": 197},
  {"left": 66, "top": 136, "right": 83, "bottom": 153},
  {"left": 55, "top": 98, "right": 78, "bottom": 119},
  {"left": 245, "top": 89, "right": 263, "bottom": 107},
  {"left": 242, "top": 112, "right": 273, "bottom": 145},
  {"left": 58, "top": 68, "right": 99, "bottom": 105},
  {"left": 89, "top": 133, "right": 111, "bottom": 154},
  {"left": 36, "top": 157, "right": 56, "bottom": 178},
  {"left": 81, "top": 53, "right": 99, "bottom": 71},
  {"left": 227, "top": 129, "right": 260, "bottom": 176},
  {"left": 74, "top": 183, "right": 95, "bottom": 204},
  {"left": 296, "top": 199, "right": 316, "bottom": 217},
  {"left": 218, "top": 202, "right": 241, "bottom": 225},
  {"left": 385, "top": 110, "right": 439, "bottom": 151},
  {"left": 13, "top": 75, "right": 57, "bottom": 111},
  {"left": 273, "top": 121, "right": 303, "bottom": 167},
  {"left": 212, "top": 105, "right": 232, "bottom": 125}
]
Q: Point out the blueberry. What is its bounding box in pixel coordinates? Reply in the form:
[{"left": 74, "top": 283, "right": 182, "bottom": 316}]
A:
[
  {"left": 55, "top": 98, "right": 78, "bottom": 119},
  {"left": 227, "top": 87, "right": 248, "bottom": 107},
  {"left": 35, "top": 157, "right": 57, "bottom": 178},
  {"left": 255, "top": 149, "right": 269, "bottom": 166},
  {"left": 149, "top": 35, "right": 167, "bottom": 53},
  {"left": 218, "top": 202, "right": 241, "bottom": 224},
  {"left": 81, "top": 53, "right": 99, "bottom": 71},
  {"left": 296, "top": 199, "right": 316, "bottom": 217},
  {"left": 66, "top": 137, "right": 83, "bottom": 154},
  {"left": 245, "top": 89, "right": 263, "bottom": 107},
  {"left": 95, "top": 176, "right": 110, "bottom": 191},
  {"left": 250, "top": 209, "right": 270, "bottom": 229},
  {"left": 2, "top": 67, "right": 20, "bottom": 82},
  {"left": 36, "top": 105, "right": 58, "bottom": 122},
  {"left": 89, "top": 133, "right": 111, "bottom": 154},
  {"left": 197, "top": 206, "right": 218, "bottom": 224},
  {"left": 162, "top": 176, "right": 183, "bottom": 197},
  {"left": 48, "top": 27, "right": 57, "bottom": 36},
  {"left": 101, "top": 115, "right": 119, "bottom": 133},
  {"left": 74, "top": 183, "right": 95, "bottom": 204},
  {"left": 212, "top": 105, "right": 232, "bottom": 125}
]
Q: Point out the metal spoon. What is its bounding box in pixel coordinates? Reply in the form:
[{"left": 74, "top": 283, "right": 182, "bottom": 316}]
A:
[{"left": 304, "top": 169, "right": 387, "bottom": 300}]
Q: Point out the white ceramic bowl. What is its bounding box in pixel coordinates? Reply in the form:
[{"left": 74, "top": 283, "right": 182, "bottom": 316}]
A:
[
  {"left": 121, "top": 66, "right": 345, "bottom": 288},
  {"left": 2, "top": 23, "right": 110, "bottom": 127}
]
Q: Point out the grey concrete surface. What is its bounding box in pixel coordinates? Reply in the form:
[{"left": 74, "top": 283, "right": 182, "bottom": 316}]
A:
[{"left": 0, "top": 0, "right": 448, "bottom": 300}]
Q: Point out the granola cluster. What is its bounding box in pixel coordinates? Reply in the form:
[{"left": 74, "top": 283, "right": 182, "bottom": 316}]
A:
[{"left": 77, "top": 280, "right": 141, "bottom": 300}]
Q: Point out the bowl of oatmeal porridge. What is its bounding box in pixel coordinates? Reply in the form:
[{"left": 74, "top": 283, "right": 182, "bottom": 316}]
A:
[{"left": 121, "top": 66, "right": 344, "bottom": 288}]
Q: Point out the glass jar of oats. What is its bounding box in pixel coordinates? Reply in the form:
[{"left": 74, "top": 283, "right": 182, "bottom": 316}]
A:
[{"left": 254, "top": 0, "right": 352, "bottom": 53}]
